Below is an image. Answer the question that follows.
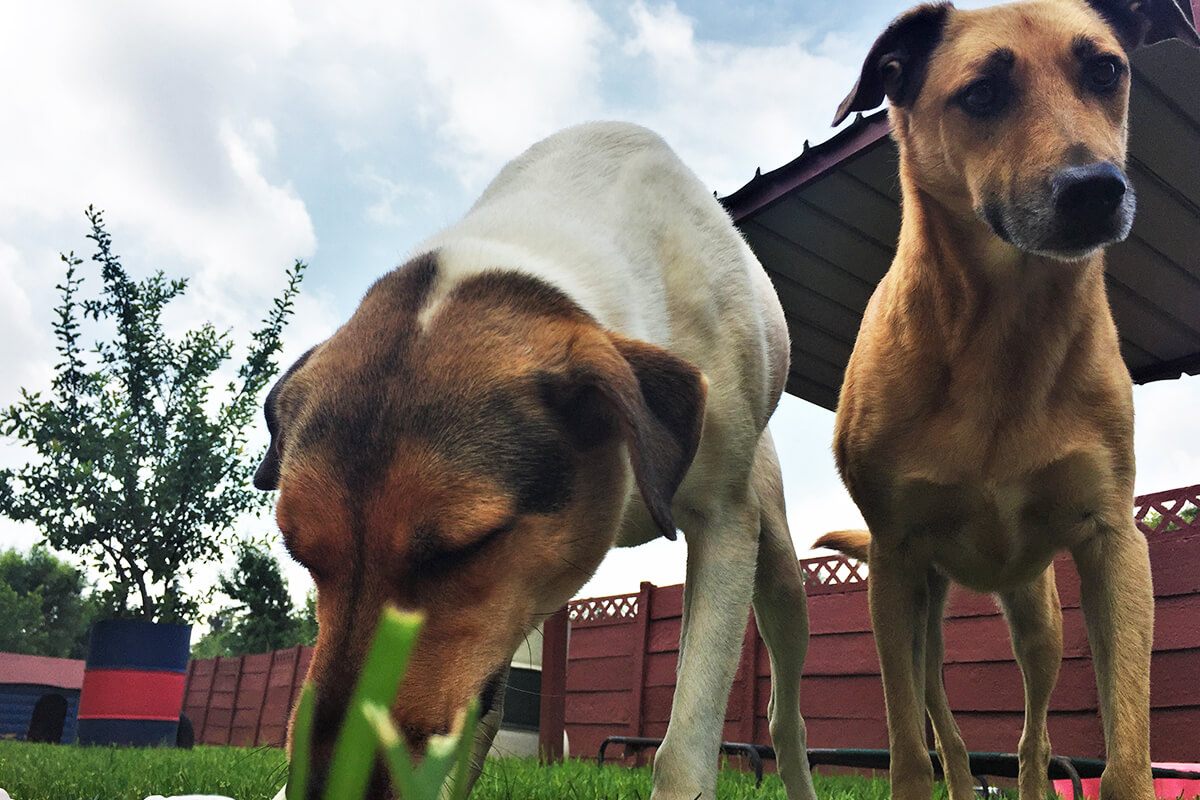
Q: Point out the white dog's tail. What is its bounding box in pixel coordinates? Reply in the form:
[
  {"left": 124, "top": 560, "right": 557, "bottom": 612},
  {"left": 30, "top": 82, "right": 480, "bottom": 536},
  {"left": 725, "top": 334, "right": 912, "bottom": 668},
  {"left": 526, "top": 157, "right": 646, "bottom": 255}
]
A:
[{"left": 812, "top": 529, "right": 871, "bottom": 562}]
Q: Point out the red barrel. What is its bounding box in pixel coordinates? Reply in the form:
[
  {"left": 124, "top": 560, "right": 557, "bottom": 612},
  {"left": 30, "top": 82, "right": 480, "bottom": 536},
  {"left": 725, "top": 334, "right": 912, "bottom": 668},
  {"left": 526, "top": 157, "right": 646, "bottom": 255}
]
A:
[{"left": 76, "top": 619, "right": 191, "bottom": 746}]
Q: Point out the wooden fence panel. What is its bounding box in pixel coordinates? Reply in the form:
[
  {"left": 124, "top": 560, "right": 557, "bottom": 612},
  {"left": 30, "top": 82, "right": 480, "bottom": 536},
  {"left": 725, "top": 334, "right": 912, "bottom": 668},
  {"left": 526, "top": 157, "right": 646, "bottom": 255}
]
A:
[
  {"left": 184, "top": 646, "right": 313, "bottom": 747},
  {"left": 179, "top": 485, "right": 1199, "bottom": 766},
  {"left": 560, "top": 484, "right": 1200, "bottom": 767},
  {"left": 182, "top": 658, "right": 214, "bottom": 743},
  {"left": 562, "top": 590, "right": 641, "bottom": 760}
]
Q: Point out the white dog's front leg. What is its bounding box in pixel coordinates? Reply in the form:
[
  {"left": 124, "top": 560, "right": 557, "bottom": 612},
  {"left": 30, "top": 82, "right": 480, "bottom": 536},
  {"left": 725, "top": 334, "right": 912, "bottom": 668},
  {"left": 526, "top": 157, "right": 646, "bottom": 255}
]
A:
[{"left": 652, "top": 500, "right": 760, "bottom": 800}]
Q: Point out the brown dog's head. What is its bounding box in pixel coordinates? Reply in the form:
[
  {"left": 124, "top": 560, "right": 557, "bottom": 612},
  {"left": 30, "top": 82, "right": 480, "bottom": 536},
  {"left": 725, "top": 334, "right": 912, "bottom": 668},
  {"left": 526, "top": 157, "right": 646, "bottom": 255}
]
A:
[
  {"left": 835, "top": 0, "right": 1199, "bottom": 260},
  {"left": 255, "top": 253, "right": 705, "bottom": 797}
]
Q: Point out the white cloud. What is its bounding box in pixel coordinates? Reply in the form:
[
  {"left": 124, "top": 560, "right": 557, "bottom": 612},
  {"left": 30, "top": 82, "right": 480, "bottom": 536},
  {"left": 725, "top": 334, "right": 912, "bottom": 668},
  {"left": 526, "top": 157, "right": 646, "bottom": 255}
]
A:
[
  {"left": 1132, "top": 377, "right": 1200, "bottom": 497},
  {"left": 0, "top": 2, "right": 325, "bottom": 416},
  {"left": 0, "top": 243, "right": 45, "bottom": 390},
  {"left": 3, "top": 0, "right": 1196, "bottom": 616},
  {"left": 403, "top": 0, "right": 609, "bottom": 189},
  {"left": 625, "top": 1, "right": 698, "bottom": 65},
  {"left": 360, "top": 170, "right": 440, "bottom": 229},
  {"left": 616, "top": 1, "right": 861, "bottom": 193}
]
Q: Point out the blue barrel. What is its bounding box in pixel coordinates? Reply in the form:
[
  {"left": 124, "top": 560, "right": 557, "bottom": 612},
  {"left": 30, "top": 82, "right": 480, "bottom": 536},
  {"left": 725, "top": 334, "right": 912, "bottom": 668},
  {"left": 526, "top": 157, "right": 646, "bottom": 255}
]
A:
[{"left": 76, "top": 620, "right": 192, "bottom": 747}]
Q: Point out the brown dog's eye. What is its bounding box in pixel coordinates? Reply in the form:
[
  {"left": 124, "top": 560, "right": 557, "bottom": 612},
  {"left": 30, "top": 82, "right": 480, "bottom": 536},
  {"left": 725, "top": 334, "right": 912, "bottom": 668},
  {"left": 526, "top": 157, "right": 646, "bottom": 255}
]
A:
[
  {"left": 1085, "top": 57, "right": 1123, "bottom": 93},
  {"left": 957, "top": 77, "right": 1006, "bottom": 118}
]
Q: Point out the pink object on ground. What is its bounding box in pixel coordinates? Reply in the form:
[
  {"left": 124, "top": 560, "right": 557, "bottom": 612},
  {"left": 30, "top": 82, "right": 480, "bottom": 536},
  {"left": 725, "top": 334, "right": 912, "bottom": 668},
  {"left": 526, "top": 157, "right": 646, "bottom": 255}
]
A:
[{"left": 1051, "top": 763, "right": 1200, "bottom": 799}]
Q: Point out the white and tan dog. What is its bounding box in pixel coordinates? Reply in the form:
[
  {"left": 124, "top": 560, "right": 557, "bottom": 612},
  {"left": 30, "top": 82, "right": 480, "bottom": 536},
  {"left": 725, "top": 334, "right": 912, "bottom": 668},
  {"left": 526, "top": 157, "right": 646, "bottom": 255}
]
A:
[
  {"left": 257, "top": 122, "right": 818, "bottom": 800},
  {"left": 817, "top": 1, "right": 1198, "bottom": 799}
]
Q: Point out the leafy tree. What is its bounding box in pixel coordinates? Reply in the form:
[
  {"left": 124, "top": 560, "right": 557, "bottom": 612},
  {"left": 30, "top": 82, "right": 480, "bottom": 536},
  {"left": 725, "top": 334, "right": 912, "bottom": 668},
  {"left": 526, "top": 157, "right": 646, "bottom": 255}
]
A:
[
  {"left": 0, "top": 207, "right": 305, "bottom": 623},
  {"left": 298, "top": 587, "right": 318, "bottom": 647},
  {"left": 0, "top": 547, "right": 100, "bottom": 658},
  {"left": 219, "top": 540, "right": 301, "bottom": 654},
  {"left": 0, "top": 581, "right": 47, "bottom": 656},
  {"left": 191, "top": 540, "right": 316, "bottom": 657},
  {"left": 189, "top": 609, "right": 235, "bottom": 660}
]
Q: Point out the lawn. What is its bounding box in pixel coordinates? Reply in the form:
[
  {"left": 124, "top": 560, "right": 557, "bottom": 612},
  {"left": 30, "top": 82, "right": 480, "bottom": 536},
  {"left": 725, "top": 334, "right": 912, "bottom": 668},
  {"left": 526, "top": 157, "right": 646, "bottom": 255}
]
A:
[
  {"left": 0, "top": 740, "right": 963, "bottom": 800},
  {"left": 0, "top": 740, "right": 287, "bottom": 800}
]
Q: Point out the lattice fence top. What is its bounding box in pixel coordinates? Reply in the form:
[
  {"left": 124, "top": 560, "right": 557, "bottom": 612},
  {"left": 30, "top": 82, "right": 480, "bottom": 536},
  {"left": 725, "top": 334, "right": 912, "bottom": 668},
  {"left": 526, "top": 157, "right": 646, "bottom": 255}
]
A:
[
  {"left": 797, "top": 485, "right": 1199, "bottom": 593},
  {"left": 1134, "top": 484, "right": 1200, "bottom": 537},
  {"left": 800, "top": 554, "right": 868, "bottom": 593},
  {"left": 562, "top": 485, "right": 1198, "bottom": 609},
  {"left": 569, "top": 593, "right": 639, "bottom": 624}
]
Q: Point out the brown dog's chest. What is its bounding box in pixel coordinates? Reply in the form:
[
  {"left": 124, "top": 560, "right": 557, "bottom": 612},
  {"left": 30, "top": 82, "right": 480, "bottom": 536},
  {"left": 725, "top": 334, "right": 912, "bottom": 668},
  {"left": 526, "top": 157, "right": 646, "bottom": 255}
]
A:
[{"left": 885, "top": 449, "right": 1114, "bottom": 591}]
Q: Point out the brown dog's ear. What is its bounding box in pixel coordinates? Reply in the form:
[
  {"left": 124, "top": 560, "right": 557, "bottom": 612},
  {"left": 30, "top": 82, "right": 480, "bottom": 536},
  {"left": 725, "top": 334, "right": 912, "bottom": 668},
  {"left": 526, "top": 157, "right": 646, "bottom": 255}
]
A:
[
  {"left": 1085, "top": 0, "right": 1200, "bottom": 49},
  {"left": 833, "top": 3, "right": 952, "bottom": 126},
  {"left": 546, "top": 333, "right": 706, "bottom": 541},
  {"left": 253, "top": 347, "right": 316, "bottom": 491}
]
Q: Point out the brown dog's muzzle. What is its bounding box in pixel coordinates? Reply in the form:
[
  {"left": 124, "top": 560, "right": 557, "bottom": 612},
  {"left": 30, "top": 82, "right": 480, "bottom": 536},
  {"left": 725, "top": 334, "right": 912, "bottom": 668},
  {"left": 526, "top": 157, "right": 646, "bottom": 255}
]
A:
[
  {"left": 1049, "top": 161, "right": 1134, "bottom": 245},
  {"left": 984, "top": 160, "right": 1136, "bottom": 258}
]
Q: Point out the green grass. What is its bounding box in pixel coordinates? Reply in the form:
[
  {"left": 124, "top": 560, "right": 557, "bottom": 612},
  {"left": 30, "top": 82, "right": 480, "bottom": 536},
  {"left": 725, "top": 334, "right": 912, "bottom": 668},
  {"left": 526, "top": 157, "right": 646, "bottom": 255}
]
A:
[
  {"left": 0, "top": 739, "right": 288, "bottom": 800},
  {"left": 0, "top": 612, "right": 1017, "bottom": 800},
  {"left": 471, "top": 756, "right": 908, "bottom": 800},
  {"left": 0, "top": 740, "right": 973, "bottom": 800}
]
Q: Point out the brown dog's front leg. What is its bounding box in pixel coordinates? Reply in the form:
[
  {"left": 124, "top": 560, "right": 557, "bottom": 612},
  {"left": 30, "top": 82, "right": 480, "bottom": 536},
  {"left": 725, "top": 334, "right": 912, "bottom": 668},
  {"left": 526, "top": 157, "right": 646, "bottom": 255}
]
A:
[
  {"left": 868, "top": 537, "right": 935, "bottom": 800},
  {"left": 1072, "top": 520, "right": 1154, "bottom": 800}
]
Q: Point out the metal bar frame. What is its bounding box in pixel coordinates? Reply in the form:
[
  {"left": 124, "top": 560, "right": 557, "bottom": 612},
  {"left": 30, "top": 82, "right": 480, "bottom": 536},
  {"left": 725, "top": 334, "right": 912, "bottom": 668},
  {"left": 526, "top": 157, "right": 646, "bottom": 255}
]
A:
[
  {"left": 594, "top": 738, "right": 1200, "bottom": 800},
  {"left": 597, "top": 735, "right": 767, "bottom": 787}
]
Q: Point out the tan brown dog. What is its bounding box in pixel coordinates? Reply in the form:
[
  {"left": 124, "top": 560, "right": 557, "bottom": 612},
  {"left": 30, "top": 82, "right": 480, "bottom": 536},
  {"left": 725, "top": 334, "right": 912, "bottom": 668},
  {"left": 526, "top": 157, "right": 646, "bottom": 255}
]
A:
[
  {"left": 256, "top": 122, "right": 819, "bottom": 800},
  {"left": 818, "top": 1, "right": 1199, "bottom": 799}
]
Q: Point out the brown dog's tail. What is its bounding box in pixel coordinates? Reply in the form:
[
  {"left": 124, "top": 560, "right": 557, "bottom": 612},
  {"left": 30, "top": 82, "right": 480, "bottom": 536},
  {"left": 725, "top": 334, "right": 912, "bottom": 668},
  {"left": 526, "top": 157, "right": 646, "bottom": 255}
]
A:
[{"left": 813, "top": 529, "right": 871, "bottom": 562}]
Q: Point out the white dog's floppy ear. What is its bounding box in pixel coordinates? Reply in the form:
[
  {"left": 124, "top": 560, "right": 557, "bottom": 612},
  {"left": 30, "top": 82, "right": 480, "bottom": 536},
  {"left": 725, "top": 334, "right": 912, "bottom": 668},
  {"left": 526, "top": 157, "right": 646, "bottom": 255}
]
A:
[
  {"left": 543, "top": 333, "right": 707, "bottom": 541},
  {"left": 833, "top": 2, "right": 952, "bottom": 126},
  {"left": 1085, "top": 0, "right": 1200, "bottom": 49},
  {"left": 253, "top": 347, "right": 316, "bottom": 491}
]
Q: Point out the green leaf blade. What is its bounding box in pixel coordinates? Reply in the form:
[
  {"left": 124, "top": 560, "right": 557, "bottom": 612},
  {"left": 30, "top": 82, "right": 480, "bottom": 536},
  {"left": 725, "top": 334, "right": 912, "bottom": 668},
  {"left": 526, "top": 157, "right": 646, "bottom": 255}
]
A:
[{"left": 322, "top": 607, "right": 422, "bottom": 800}]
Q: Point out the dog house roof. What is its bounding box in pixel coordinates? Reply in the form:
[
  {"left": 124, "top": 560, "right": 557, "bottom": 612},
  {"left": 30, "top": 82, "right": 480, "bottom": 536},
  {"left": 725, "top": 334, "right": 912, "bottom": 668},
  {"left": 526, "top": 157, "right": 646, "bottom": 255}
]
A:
[
  {"left": 722, "top": 21, "right": 1200, "bottom": 412},
  {"left": 0, "top": 652, "right": 85, "bottom": 690}
]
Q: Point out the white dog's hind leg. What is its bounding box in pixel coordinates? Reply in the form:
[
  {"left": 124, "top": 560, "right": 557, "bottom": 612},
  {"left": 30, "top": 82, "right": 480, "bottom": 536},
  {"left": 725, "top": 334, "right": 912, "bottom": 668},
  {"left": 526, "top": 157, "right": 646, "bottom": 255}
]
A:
[
  {"left": 652, "top": 492, "right": 761, "bottom": 800},
  {"left": 750, "top": 433, "right": 818, "bottom": 800}
]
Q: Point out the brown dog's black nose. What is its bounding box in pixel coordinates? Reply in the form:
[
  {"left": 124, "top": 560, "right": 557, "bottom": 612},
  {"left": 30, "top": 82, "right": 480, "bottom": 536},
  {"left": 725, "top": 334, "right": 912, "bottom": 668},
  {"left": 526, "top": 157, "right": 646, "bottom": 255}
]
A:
[{"left": 1052, "top": 162, "right": 1128, "bottom": 217}]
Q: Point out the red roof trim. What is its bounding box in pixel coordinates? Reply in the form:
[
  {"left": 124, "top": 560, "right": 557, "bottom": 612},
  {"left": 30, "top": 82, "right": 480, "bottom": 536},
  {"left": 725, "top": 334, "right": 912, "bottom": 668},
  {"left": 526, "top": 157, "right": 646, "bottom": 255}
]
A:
[{"left": 721, "top": 111, "right": 892, "bottom": 223}]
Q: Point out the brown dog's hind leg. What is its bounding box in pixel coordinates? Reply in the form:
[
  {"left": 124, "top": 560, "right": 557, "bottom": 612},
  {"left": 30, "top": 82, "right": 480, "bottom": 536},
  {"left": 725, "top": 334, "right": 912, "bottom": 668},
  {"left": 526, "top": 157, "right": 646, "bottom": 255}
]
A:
[
  {"left": 1072, "top": 521, "right": 1155, "bottom": 800},
  {"left": 868, "top": 535, "right": 936, "bottom": 800},
  {"left": 924, "top": 570, "right": 975, "bottom": 800},
  {"left": 999, "top": 566, "right": 1063, "bottom": 800},
  {"left": 751, "top": 433, "right": 818, "bottom": 800}
]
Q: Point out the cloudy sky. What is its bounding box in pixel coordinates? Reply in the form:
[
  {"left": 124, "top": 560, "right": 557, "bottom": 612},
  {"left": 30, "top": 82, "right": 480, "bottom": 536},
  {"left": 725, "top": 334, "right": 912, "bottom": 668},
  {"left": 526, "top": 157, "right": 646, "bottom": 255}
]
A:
[{"left": 2, "top": 0, "right": 1198, "bottom": 617}]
